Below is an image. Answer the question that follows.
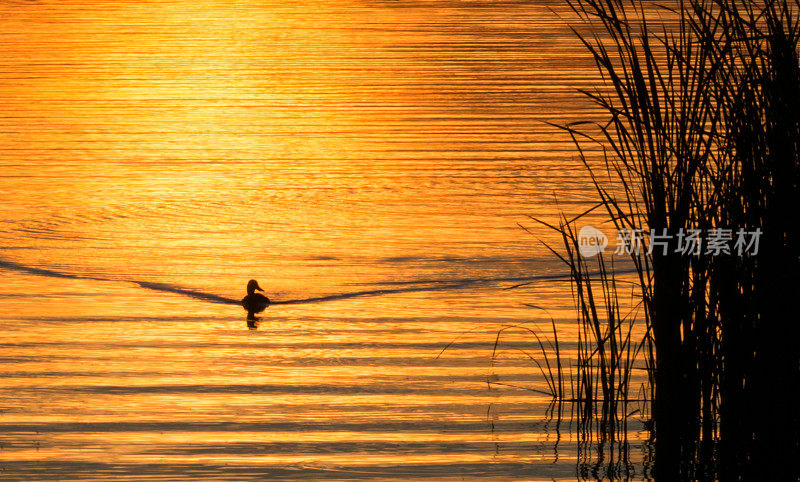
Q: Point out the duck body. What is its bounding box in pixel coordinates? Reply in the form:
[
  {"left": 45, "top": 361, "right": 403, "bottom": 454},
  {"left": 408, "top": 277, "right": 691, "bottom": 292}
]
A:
[{"left": 242, "top": 279, "right": 270, "bottom": 317}]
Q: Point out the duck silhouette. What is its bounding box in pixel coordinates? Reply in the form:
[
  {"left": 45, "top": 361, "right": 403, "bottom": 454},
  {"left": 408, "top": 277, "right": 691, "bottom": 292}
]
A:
[{"left": 242, "top": 279, "right": 270, "bottom": 320}]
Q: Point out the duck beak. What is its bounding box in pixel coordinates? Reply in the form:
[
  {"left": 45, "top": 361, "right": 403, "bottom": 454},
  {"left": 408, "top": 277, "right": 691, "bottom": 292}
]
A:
[{"left": 255, "top": 284, "right": 264, "bottom": 292}]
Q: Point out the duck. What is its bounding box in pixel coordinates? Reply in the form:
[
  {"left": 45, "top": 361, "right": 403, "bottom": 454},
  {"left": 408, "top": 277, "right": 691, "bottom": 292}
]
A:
[{"left": 242, "top": 279, "right": 270, "bottom": 319}]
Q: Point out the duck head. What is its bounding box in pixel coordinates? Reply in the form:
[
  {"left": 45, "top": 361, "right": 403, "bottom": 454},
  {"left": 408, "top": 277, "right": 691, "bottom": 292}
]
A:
[{"left": 246, "top": 279, "right": 264, "bottom": 295}]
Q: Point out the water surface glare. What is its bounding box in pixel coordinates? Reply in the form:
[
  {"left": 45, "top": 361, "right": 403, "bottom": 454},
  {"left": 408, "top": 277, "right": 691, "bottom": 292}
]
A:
[{"left": 0, "top": 0, "right": 650, "bottom": 479}]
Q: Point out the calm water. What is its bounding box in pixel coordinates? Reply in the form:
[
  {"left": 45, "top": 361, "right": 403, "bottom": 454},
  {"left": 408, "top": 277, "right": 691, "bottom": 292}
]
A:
[{"left": 0, "top": 0, "right": 648, "bottom": 479}]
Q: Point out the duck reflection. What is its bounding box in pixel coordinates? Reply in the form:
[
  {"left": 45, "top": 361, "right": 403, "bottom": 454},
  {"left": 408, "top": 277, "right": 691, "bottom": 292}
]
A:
[{"left": 242, "top": 279, "right": 270, "bottom": 326}]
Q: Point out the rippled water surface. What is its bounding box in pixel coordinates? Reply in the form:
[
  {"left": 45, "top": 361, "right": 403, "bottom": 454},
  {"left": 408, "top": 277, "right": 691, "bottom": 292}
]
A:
[{"left": 1, "top": 0, "right": 649, "bottom": 479}]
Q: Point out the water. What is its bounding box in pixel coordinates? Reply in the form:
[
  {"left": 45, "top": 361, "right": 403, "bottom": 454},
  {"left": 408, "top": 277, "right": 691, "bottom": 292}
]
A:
[{"left": 0, "top": 0, "right": 649, "bottom": 479}]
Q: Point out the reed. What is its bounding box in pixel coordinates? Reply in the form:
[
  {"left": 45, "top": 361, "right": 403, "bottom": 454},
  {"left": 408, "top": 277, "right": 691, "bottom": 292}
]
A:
[
  {"left": 533, "top": 0, "right": 800, "bottom": 478},
  {"left": 705, "top": 1, "right": 800, "bottom": 477},
  {"left": 514, "top": 210, "right": 653, "bottom": 478},
  {"left": 442, "top": 0, "right": 797, "bottom": 477}
]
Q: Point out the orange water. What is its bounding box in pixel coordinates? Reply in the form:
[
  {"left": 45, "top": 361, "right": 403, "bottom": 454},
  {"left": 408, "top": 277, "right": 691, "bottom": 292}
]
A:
[{"left": 0, "top": 1, "right": 648, "bottom": 479}]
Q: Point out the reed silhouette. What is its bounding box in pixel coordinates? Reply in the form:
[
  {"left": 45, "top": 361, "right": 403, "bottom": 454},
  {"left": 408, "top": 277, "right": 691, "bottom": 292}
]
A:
[
  {"left": 516, "top": 216, "right": 653, "bottom": 479},
  {"left": 519, "top": 0, "right": 800, "bottom": 478}
]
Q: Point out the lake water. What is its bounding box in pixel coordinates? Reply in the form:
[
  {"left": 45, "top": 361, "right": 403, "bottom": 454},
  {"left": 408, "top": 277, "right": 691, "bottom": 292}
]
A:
[{"left": 0, "top": 0, "right": 649, "bottom": 479}]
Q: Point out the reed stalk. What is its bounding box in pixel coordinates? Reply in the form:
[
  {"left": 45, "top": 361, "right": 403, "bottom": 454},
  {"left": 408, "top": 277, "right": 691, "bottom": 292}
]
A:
[{"left": 531, "top": 0, "right": 800, "bottom": 478}]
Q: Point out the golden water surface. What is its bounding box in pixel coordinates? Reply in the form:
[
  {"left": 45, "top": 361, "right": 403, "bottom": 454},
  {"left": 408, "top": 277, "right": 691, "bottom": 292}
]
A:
[{"left": 1, "top": 0, "right": 647, "bottom": 479}]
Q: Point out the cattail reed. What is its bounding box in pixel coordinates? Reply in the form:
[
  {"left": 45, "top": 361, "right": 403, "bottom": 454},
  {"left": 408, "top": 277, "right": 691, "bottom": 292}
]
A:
[{"left": 522, "top": 0, "right": 800, "bottom": 478}]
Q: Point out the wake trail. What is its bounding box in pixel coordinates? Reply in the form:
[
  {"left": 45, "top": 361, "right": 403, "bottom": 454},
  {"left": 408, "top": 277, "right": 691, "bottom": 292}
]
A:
[
  {"left": 271, "top": 272, "right": 578, "bottom": 305},
  {"left": 0, "top": 258, "right": 240, "bottom": 305},
  {"left": 0, "top": 257, "right": 635, "bottom": 306}
]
